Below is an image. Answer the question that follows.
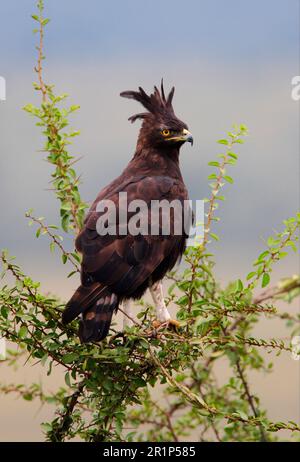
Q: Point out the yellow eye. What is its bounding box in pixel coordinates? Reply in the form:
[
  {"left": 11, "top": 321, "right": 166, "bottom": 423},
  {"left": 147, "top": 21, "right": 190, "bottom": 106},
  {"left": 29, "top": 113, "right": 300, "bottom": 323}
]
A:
[{"left": 162, "top": 129, "right": 170, "bottom": 137}]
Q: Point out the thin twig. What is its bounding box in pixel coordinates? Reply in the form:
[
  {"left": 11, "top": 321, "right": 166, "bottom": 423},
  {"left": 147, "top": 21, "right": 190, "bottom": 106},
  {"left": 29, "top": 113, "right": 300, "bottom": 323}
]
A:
[
  {"left": 26, "top": 212, "right": 80, "bottom": 272},
  {"left": 236, "top": 358, "right": 268, "bottom": 442}
]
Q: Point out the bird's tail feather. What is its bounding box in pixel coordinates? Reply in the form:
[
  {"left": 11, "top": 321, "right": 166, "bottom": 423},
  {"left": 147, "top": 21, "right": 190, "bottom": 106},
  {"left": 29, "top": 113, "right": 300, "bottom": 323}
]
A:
[
  {"left": 79, "top": 292, "right": 118, "bottom": 343},
  {"left": 62, "top": 282, "right": 106, "bottom": 325},
  {"left": 62, "top": 284, "right": 119, "bottom": 343}
]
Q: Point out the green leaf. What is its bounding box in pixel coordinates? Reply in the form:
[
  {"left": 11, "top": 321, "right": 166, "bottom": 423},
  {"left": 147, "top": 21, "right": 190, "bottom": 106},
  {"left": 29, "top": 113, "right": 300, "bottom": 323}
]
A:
[
  {"left": 71, "top": 252, "right": 81, "bottom": 263},
  {"left": 61, "top": 214, "right": 70, "bottom": 232},
  {"left": 62, "top": 353, "right": 78, "bottom": 364},
  {"left": 139, "top": 339, "right": 149, "bottom": 350},
  {"left": 237, "top": 410, "right": 248, "bottom": 421},
  {"left": 64, "top": 372, "right": 71, "bottom": 387},
  {"left": 286, "top": 240, "right": 297, "bottom": 252},
  {"left": 235, "top": 279, "right": 244, "bottom": 292},
  {"left": 228, "top": 152, "right": 238, "bottom": 159},
  {"left": 133, "top": 377, "right": 147, "bottom": 387},
  {"left": 246, "top": 271, "right": 256, "bottom": 280},
  {"left": 240, "top": 124, "right": 248, "bottom": 131},
  {"left": 69, "top": 105, "right": 80, "bottom": 113},
  {"left": 208, "top": 161, "right": 220, "bottom": 167},
  {"left": 18, "top": 325, "right": 28, "bottom": 339},
  {"left": 278, "top": 251, "right": 288, "bottom": 259},
  {"left": 262, "top": 273, "right": 270, "bottom": 288},
  {"left": 257, "top": 250, "right": 269, "bottom": 262},
  {"left": 1, "top": 306, "right": 8, "bottom": 318},
  {"left": 224, "top": 175, "right": 234, "bottom": 184},
  {"left": 41, "top": 423, "right": 52, "bottom": 433},
  {"left": 218, "top": 139, "right": 229, "bottom": 145},
  {"left": 210, "top": 232, "right": 219, "bottom": 241},
  {"left": 67, "top": 270, "right": 77, "bottom": 278}
]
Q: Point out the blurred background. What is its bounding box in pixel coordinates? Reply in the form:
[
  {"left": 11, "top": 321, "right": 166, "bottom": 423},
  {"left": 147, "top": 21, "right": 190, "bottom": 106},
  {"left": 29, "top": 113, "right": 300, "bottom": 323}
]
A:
[{"left": 0, "top": 0, "right": 299, "bottom": 441}]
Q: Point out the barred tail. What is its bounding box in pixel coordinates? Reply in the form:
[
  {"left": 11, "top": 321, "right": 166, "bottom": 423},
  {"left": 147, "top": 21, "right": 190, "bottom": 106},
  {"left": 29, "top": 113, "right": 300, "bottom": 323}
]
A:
[
  {"left": 62, "top": 284, "right": 119, "bottom": 343},
  {"left": 79, "top": 292, "right": 118, "bottom": 343}
]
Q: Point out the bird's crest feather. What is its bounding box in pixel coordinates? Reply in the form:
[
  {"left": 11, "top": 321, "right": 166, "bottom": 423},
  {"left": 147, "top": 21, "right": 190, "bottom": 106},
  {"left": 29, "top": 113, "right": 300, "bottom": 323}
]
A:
[{"left": 120, "top": 79, "right": 175, "bottom": 123}]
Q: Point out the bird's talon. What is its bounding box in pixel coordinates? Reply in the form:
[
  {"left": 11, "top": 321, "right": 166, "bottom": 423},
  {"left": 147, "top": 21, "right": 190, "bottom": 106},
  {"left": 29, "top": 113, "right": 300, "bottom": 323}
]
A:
[
  {"left": 152, "top": 319, "right": 180, "bottom": 330},
  {"left": 167, "top": 319, "right": 181, "bottom": 329}
]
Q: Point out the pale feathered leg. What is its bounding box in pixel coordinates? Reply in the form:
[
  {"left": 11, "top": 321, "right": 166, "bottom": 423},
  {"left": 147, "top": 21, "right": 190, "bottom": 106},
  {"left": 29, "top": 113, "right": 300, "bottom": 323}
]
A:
[{"left": 150, "top": 281, "right": 180, "bottom": 328}]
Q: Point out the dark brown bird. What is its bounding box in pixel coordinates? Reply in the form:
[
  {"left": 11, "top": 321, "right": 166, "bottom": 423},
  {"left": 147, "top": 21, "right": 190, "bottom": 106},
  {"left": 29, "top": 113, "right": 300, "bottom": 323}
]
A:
[{"left": 62, "top": 81, "right": 193, "bottom": 342}]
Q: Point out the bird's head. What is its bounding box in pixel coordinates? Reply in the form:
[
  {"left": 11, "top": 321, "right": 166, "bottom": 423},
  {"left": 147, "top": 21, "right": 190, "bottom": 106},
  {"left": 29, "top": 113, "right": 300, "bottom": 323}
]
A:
[{"left": 120, "top": 81, "right": 193, "bottom": 151}]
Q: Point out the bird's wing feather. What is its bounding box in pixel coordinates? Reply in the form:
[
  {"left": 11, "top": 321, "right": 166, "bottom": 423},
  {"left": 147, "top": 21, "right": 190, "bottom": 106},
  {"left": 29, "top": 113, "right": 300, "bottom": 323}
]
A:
[{"left": 76, "top": 175, "right": 188, "bottom": 296}]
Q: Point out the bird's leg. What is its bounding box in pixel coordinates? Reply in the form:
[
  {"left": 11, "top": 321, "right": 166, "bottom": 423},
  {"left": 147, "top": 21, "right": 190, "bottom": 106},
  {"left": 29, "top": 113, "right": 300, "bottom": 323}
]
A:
[
  {"left": 150, "top": 281, "right": 180, "bottom": 328},
  {"left": 122, "top": 299, "right": 134, "bottom": 330}
]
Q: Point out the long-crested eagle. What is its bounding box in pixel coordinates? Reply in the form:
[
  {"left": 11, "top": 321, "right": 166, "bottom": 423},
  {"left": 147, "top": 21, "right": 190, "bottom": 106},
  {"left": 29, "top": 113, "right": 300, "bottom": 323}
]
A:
[{"left": 62, "top": 82, "right": 193, "bottom": 342}]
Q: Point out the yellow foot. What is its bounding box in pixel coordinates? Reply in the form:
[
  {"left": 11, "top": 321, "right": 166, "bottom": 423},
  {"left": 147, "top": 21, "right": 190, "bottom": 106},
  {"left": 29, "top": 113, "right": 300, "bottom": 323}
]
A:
[
  {"left": 152, "top": 319, "right": 180, "bottom": 330},
  {"left": 168, "top": 319, "right": 181, "bottom": 328}
]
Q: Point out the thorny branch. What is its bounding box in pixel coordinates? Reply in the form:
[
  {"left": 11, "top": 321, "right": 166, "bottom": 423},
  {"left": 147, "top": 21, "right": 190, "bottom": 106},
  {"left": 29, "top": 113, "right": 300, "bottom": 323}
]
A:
[{"left": 25, "top": 212, "right": 80, "bottom": 273}]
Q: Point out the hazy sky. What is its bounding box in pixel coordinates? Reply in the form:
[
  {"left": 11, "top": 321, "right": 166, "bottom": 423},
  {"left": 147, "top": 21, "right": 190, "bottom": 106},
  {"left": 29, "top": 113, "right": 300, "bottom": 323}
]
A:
[
  {"left": 0, "top": 0, "right": 299, "bottom": 64},
  {"left": 0, "top": 0, "right": 299, "bottom": 292},
  {"left": 0, "top": 0, "right": 299, "bottom": 441}
]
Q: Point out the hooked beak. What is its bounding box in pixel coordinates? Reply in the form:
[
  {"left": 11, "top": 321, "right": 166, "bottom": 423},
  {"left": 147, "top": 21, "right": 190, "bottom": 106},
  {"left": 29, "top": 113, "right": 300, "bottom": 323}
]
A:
[
  {"left": 182, "top": 128, "right": 194, "bottom": 145},
  {"left": 166, "top": 128, "right": 194, "bottom": 146}
]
